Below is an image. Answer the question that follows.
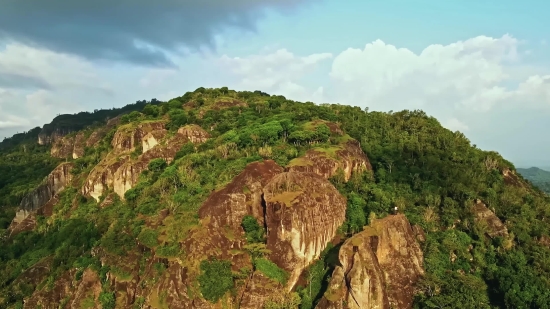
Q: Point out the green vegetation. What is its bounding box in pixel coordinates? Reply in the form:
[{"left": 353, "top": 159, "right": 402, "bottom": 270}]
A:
[
  {"left": 517, "top": 167, "right": 550, "bottom": 193},
  {"left": 254, "top": 258, "right": 288, "bottom": 285},
  {"left": 197, "top": 258, "right": 234, "bottom": 303},
  {"left": 241, "top": 215, "right": 265, "bottom": 243},
  {"left": 0, "top": 87, "right": 549, "bottom": 308}
]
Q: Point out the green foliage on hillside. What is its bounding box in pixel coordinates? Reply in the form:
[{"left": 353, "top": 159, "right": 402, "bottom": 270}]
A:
[
  {"left": 0, "top": 87, "right": 549, "bottom": 308},
  {"left": 517, "top": 167, "right": 550, "bottom": 194},
  {"left": 198, "top": 258, "right": 234, "bottom": 303}
]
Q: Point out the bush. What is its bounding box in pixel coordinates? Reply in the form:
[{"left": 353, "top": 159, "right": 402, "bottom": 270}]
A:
[
  {"left": 198, "top": 258, "right": 234, "bottom": 303},
  {"left": 137, "top": 228, "right": 159, "bottom": 248},
  {"left": 99, "top": 291, "right": 116, "bottom": 309},
  {"left": 148, "top": 158, "right": 167, "bottom": 172},
  {"left": 142, "top": 104, "right": 159, "bottom": 117},
  {"left": 241, "top": 215, "right": 265, "bottom": 243},
  {"left": 167, "top": 110, "right": 188, "bottom": 130}
]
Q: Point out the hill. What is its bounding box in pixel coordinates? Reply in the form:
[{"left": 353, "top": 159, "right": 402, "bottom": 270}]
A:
[
  {"left": 517, "top": 167, "right": 550, "bottom": 194},
  {"left": 1, "top": 87, "right": 550, "bottom": 309}
]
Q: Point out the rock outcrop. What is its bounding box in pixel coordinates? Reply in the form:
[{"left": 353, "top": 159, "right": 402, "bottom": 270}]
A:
[
  {"left": 264, "top": 171, "right": 347, "bottom": 291},
  {"left": 198, "top": 160, "right": 284, "bottom": 230},
  {"left": 38, "top": 127, "right": 75, "bottom": 145},
  {"left": 10, "top": 163, "right": 74, "bottom": 235},
  {"left": 82, "top": 122, "right": 210, "bottom": 201},
  {"left": 178, "top": 124, "right": 211, "bottom": 144},
  {"left": 50, "top": 118, "right": 121, "bottom": 159},
  {"left": 154, "top": 160, "right": 286, "bottom": 309},
  {"left": 502, "top": 168, "right": 525, "bottom": 188},
  {"left": 287, "top": 140, "right": 372, "bottom": 181},
  {"left": 51, "top": 132, "right": 87, "bottom": 159},
  {"left": 317, "top": 214, "right": 424, "bottom": 309},
  {"left": 110, "top": 121, "right": 166, "bottom": 153},
  {"left": 23, "top": 267, "right": 103, "bottom": 309},
  {"left": 472, "top": 199, "right": 508, "bottom": 238}
]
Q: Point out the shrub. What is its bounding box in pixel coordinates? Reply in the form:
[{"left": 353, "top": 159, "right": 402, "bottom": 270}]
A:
[
  {"left": 99, "top": 291, "right": 115, "bottom": 309},
  {"left": 198, "top": 258, "right": 234, "bottom": 303},
  {"left": 148, "top": 158, "right": 167, "bottom": 172},
  {"left": 138, "top": 228, "right": 159, "bottom": 248},
  {"left": 241, "top": 215, "right": 264, "bottom": 243}
]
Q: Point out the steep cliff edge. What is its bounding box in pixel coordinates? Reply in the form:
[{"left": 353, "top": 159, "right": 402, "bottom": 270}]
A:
[
  {"left": 50, "top": 117, "right": 120, "bottom": 159},
  {"left": 9, "top": 162, "right": 74, "bottom": 235},
  {"left": 317, "top": 214, "right": 424, "bottom": 309},
  {"left": 264, "top": 171, "right": 348, "bottom": 291}
]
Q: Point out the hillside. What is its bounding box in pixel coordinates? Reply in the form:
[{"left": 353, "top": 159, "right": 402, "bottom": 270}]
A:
[
  {"left": 1, "top": 87, "right": 550, "bottom": 309},
  {"left": 517, "top": 167, "right": 550, "bottom": 194}
]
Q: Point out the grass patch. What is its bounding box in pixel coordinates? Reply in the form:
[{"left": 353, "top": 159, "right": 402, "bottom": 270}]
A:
[{"left": 255, "top": 258, "right": 288, "bottom": 285}]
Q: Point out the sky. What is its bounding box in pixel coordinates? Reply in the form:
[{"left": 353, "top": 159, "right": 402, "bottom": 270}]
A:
[{"left": 0, "top": 0, "right": 549, "bottom": 167}]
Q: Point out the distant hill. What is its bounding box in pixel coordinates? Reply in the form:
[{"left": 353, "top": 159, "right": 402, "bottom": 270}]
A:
[{"left": 517, "top": 167, "right": 550, "bottom": 193}]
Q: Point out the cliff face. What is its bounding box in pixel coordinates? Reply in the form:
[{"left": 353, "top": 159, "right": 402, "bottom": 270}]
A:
[
  {"left": 82, "top": 122, "right": 210, "bottom": 201},
  {"left": 38, "top": 127, "right": 75, "bottom": 145},
  {"left": 50, "top": 118, "right": 121, "bottom": 159},
  {"left": 288, "top": 140, "right": 372, "bottom": 181},
  {"left": 51, "top": 132, "right": 87, "bottom": 159},
  {"left": 156, "top": 161, "right": 285, "bottom": 309},
  {"left": 10, "top": 162, "right": 74, "bottom": 234},
  {"left": 317, "top": 214, "right": 424, "bottom": 309},
  {"left": 198, "top": 160, "right": 284, "bottom": 230},
  {"left": 264, "top": 171, "right": 347, "bottom": 291}
]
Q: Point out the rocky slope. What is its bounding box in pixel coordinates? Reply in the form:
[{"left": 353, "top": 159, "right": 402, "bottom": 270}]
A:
[
  {"left": 9, "top": 162, "right": 74, "bottom": 236},
  {"left": 317, "top": 214, "right": 424, "bottom": 309},
  {"left": 81, "top": 122, "right": 209, "bottom": 201}
]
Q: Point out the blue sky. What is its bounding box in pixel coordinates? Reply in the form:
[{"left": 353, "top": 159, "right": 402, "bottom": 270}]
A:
[{"left": 0, "top": 0, "right": 549, "bottom": 167}]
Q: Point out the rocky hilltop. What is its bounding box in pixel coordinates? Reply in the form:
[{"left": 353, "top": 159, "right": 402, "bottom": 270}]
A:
[{"left": 1, "top": 88, "right": 550, "bottom": 309}]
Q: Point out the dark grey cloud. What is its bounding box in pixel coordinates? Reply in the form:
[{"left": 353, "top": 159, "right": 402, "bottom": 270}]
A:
[
  {"left": 0, "top": 0, "right": 314, "bottom": 66},
  {"left": 0, "top": 72, "right": 51, "bottom": 90}
]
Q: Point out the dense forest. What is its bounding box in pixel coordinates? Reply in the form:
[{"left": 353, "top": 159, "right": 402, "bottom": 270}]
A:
[
  {"left": 517, "top": 167, "right": 550, "bottom": 194},
  {"left": 1, "top": 87, "right": 549, "bottom": 309}
]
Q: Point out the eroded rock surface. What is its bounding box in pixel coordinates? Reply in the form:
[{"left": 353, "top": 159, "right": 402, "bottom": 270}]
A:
[
  {"left": 264, "top": 171, "right": 347, "bottom": 291},
  {"left": 317, "top": 214, "right": 424, "bottom": 309},
  {"left": 38, "top": 127, "right": 75, "bottom": 145},
  {"left": 288, "top": 140, "right": 372, "bottom": 181},
  {"left": 10, "top": 163, "right": 73, "bottom": 235},
  {"left": 198, "top": 160, "right": 284, "bottom": 230},
  {"left": 472, "top": 199, "right": 508, "bottom": 238},
  {"left": 178, "top": 124, "right": 211, "bottom": 144}
]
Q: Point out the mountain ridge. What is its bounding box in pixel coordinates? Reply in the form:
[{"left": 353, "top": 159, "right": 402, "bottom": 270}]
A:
[{"left": 1, "top": 87, "right": 549, "bottom": 309}]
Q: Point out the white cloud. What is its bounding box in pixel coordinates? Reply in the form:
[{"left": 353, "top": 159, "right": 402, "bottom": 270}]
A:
[
  {"left": 0, "top": 43, "right": 116, "bottom": 136},
  {"left": 1, "top": 34, "right": 549, "bottom": 166},
  {"left": 218, "top": 48, "right": 332, "bottom": 100},
  {"left": 444, "top": 118, "right": 470, "bottom": 132}
]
